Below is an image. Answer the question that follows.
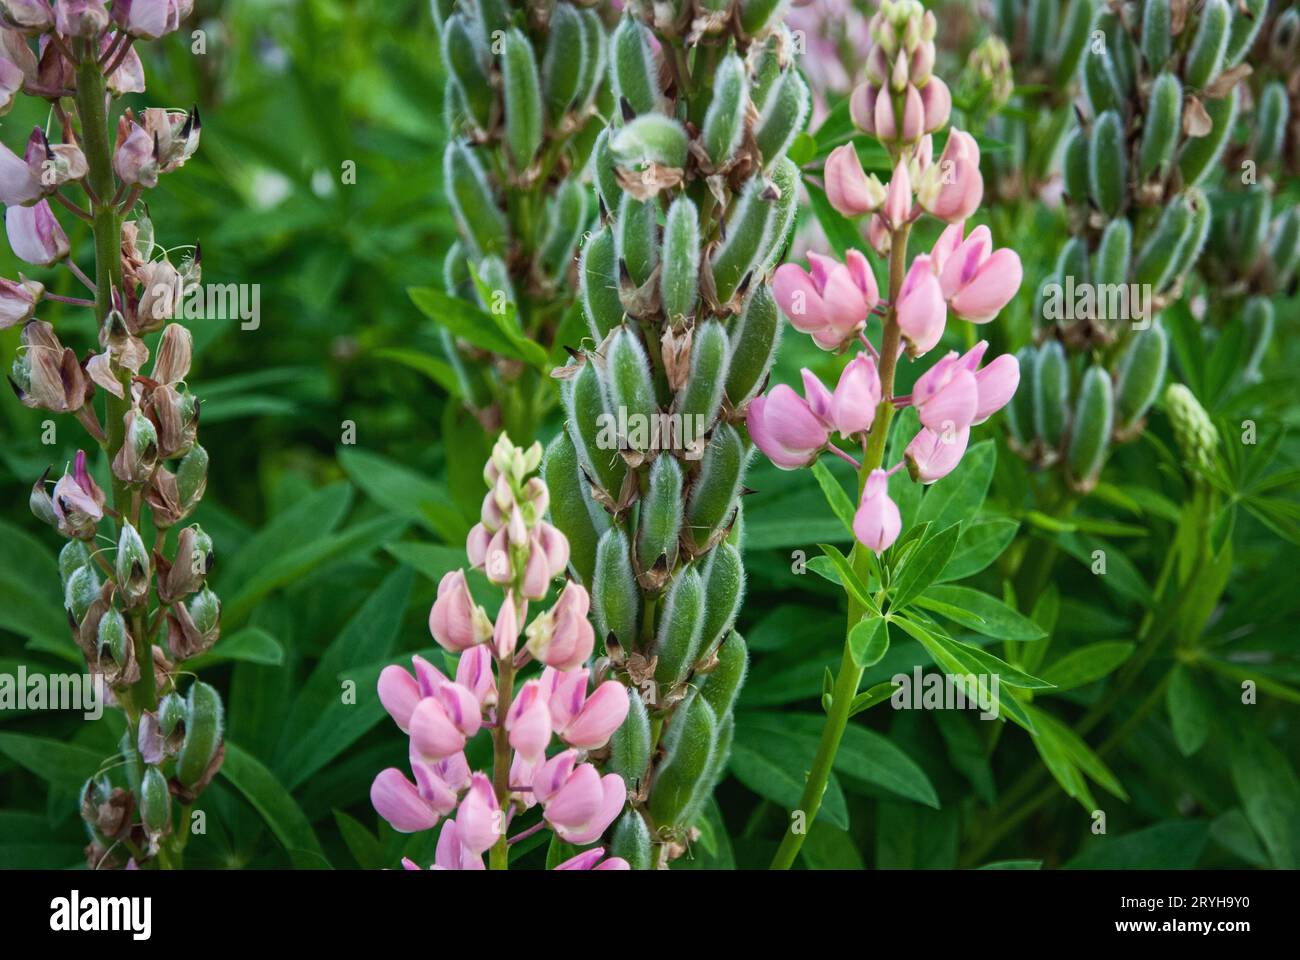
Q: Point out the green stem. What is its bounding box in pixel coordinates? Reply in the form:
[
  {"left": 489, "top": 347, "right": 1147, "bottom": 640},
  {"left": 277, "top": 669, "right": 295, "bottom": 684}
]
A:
[
  {"left": 769, "top": 221, "right": 912, "bottom": 870},
  {"left": 489, "top": 653, "right": 516, "bottom": 871}
]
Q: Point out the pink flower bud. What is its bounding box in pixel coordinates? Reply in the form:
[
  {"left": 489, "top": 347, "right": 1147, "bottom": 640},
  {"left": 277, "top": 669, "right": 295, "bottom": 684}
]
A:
[
  {"left": 772, "top": 250, "right": 878, "bottom": 351},
  {"left": 455, "top": 773, "right": 501, "bottom": 855},
  {"left": 536, "top": 753, "right": 627, "bottom": 846},
  {"left": 543, "top": 667, "right": 630, "bottom": 751},
  {"left": 433, "top": 818, "right": 485, "bottom": 870},
  {"left": 874, "top": 88, "right": 897, "bottom": 140},
  {"left": 900, "top": 84, "right": 924, "bottom": 141},
  {"left": 895, "top": 254, "right": 946, "bottom": 356},
  {"left": 853, "top": 468, "right": 901, "bottom": 554},
  {"left": 521, "top": 544, "right": 550, "bottom": 600},
  {"left": 370, "top": 768, "right": 441, "bottom": 834},
  {"left": 883, "top": 160, "right": 911, "bottom": 227},
  {"left": 554, "top": 847, "right": 630, "bottom": 870},
  {"left": 867, "top": 214, "right": 891, "bottom": 257},
  {"left": 913, "top": 351, "right": 979, "bottom": 432},
  {"left": 829, "top": 353, "right": 882, "bottom": 436},
  {"left": 455, "top": 644, "right": 496, "bottom": 709},
  {"left": 54, "top": 0, "right": 108, "bottom": 38},
  {"left": 6, "top": 199, "right": 68, "bottom": 265},
  {"left": 466, "top": 522, "right": 491, "bottom": 570},
  {"left": 505, "top": 678, "right": 552, "bottom": 763},
  {"left": 747, "top": 383, "right": 830, "bottom": 470},
  {"left": 905, "top": 424, "right": 970, "bottom": 483},
  {"left": 825, "top": 144, "right": 885, "bottom": 217},
  {"left": 484, "top": 526, "right": 512, "bottom": 584},
  {"left": 972, "top": 350, "right": 1020, "bottom": 423},
  {"left": 934, "top": 224, "right": 1023, "bottom": 323},
  {"left": 920, "top": 77, "right": 951, "bottom": 132},
  {"left": 524, "top": 580, "right": 595, "bottom": 670},
  {"left": 916, "top": 129, "right": 982, "bottom": 223},
  {"left": 492, "top": 592, "right": 520, "bottom": 659},
  {"left": 850, "top": 82, "right": 878, "bottom": 134},
  {"left": 377, "top": 664, "right": 420, "bottom": 732},
  {"left": 113, "top": 0, "right": 189, "bottom": 40},
  {"left": 428, "top": 569, "right": 486, "bottom": 652}
]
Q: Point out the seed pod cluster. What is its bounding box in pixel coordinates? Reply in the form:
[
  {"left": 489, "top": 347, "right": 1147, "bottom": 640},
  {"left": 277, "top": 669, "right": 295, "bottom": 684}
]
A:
[{"left": 547, "top": 6, "right": 806, "bottom": 863}]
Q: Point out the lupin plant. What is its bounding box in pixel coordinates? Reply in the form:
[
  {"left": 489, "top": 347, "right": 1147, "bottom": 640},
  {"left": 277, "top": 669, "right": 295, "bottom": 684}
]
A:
[
  {"left": 758, "top": 0, "right": 1028, "bottom": 869},
  {"left": 425, "top": 0, "right": 608, "bottom": 440},
  {"left": 0, "top": 0, "right": 219, "bottom": 869},
  {"left": 542, "top": 0, "right": 809, "bottom": 865},
  {"left": 370, "top": 435, "right": 634, "bottom": 870}
]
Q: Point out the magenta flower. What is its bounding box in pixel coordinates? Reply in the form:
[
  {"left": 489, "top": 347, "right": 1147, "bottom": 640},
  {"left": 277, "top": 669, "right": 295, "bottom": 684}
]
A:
[
  {"left": 455, "top": 774, "right": 502, "bottom": 855},
  {"left": 371, "top": 766, "right": 454, "bottom": 834},
  {"left": 505, "top": 678, "right": 552, "bottom": 763},
  {"left": 895, "top": 254, "right": 946, "bottom": 357},
  {"left": 431, "top": 819, "right": 485, "bottom": 871},
  {"left": 882, "top": 160, "right": 912, "bottom": 228},
  {"left": 747, "top": 382, "right": 831, "bottom": 469},
  {"left": 930, "top": 223, "right": 1023, "bottom": 323},
  {"left": 853, "top": 469, "right": 901, "bottom": 554},
  {"left": 554, "top": 848, "right": 631, "bottom": 871},
  {"left": 773, "top": 250, "right": 878, "bottom": 350},
  {"left": 912, "top": 351, "right": 979, "bottom": 432},
  {"left": 533, "top": 750, "right": 626, "bottom": 845},
  {"left": 824, "top": 143, "right": 884, "bottom": 218},
  {"left": 428, "top": 569, "right": 489, "bottom": 652},
  {"left": 916, "top": 130, "right": 982, "bottom": 223},
  {"left": 542, "top": 667, "right": 631, "bottom": 751},
  {"left": 828, "top": 353, "right": 882, "bottom": 436},
  {"left": 904, "top": 425, "right": 970, "bottom": 483},
  {"left": 5, "top": 200, "right": 69, "bottom": 265},
  {"left": 524, "top": 580, "right": 595, "bottom": 669}
]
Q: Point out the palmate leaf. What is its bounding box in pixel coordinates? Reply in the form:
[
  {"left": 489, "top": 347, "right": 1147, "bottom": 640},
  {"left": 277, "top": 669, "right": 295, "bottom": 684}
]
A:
[
  {"left": 817, "top": 542, "right": 877, "bottom": 613},
  {"left": 1022, "top": 704, "right": 1128, "bottom": 810},
  {"left": 916, "top": 584, "right": 1046, "bottom": 642},
  {"left": 1038, "top": 641, "right": 1134, "bottom": 694},
  {"left": 888, "top": 522, "right": 961, "bottom": 610},
  {"left": 938, "top": 517, "right": 1018, "bottom": 582}
]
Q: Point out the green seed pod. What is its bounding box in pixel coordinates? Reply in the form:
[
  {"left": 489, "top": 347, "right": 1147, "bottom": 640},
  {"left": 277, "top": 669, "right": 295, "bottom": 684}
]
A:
[
  {"left": 1033, "top": 269, "right": 1060, "bottom": 333},
  {"left": 648, "top": 689, "right": 716, "bottom": 828},
  {"left": 608, "top": 690, "right": 651, "bottom": 789},
  {"left": 609, "top": 114, "right": 689, "bottom": 170},
  {"left": 638, "top": 455, "right": 684, "bottom": 573},
  {"left": 543, "top": 3, "right": 586, "bottom": 121},
  {"left": 703, "top": 711, "right": 734, "bottom": 794},
  {"left": 1033, "top": 340, "right": 1070, "bottom": 450},
  {"left": 177, "top": 681, "right": 224, "bottom": 789},
  {"left": 697, "top": 546, "right": 744, "bottom": 659},
  {"left": 592, "top": 527, "right": 640, "bottom": 649},
  {"left": 115, "top": 522, "right": 150, "bottom": 609},
  {"left": 1135, "top": 195, "right": 1193, "bottom": 290},
  {"left": 473, "top": 254, "right": 515, "bottom": 315},
  {"left": 760, "top": 157, "right": 801, "bottom": 273},
  {"left": 1225, "top": 0, "right": 1268, "bottom": 67},
  {"left": 699, "top": 630, "right": 748, "bottom": 720},
  {"left": 1139, "top": 72, "right": 1182, "bottom": 180},
  {"left": 994, "top": 0, "right": 1017, "bottom": 43},
  {"left": 654, "top": 566, "right": 705, "bottom": 687},
  {"left": 602, "top": 327, "right": 658, "bottom": 452},
  {"left": 443, "top": 240, "right": 471, "bottom": 298},
  {"left": 1255, "top": 82, "right": 1289, "bottom": 167},
  {"left": 538, "top": 177, "right": 589, "bottom": 282},
  {"left": 1062, "top": 127, "right": 1090, "bottom": 201},
  {"left": 725, "top": 284, "right": 781, "bottom": 405},
  {"left": 96, "top": 606, "right": 129, "bottom": 663},
  {"left": 574, "top": 8, "right": 607, "bottom": 109},
  {"left": 581, "top": 226, "right": 624, "bottom": 341},
  {"left": 616, "top": 195, "right": 659, "bottom": 289},
  {"left": 739, "top": 0, "right": 787, "bottom": 37},
  {"left": 140, "top": 765, "right": 171, "bottom": 836},
  {"left": 675, "top": 321, "right": 729, "bottom": 432},
  {"left": 608, "top": 809, "right": 653, "bottom": 870},
  {"left": 685, "top": 422, "right": 747, "bottom": 548},
  {"left": 1005, "top": 344, "right": 1038, "bottom": 447},
  {"left": 1114, "top": 322, "right": 1168, "bottom": 431},
  {"left": 159, "top": 691, "right": 186, "bottom": 736},
  {"left": 502, "top": 28, "right": 544, "bottom": 171},
  {"left": 660, "top": 196, "right": 700, "bottom": 321},
  {"left": 1066, "top": 365, "right": 1114, "bottom": 491},
  {"left": 1088, "top": 110, "right": 1126, "bottom": 218},
  {"left": 748, "top": 29, "right": 787, "bottom": 112},
  {"left": 590, "top": 127, "right": 623, "bottom": 215},
  {"left": 1183, "top": 0, "right": 1230, "bottom": 89},
  {"left": 702, "top": 53, "right": 748, "bottom": 167},
  {"left": 1082, "top": 45, "right": 1123, "bottom": 118},
  {"left": 544, "top": 431, "right": 608, "bottom": 585},
  {"left": 1106, "top": 12, "right": 1138, "bottom": 96},
  {"left": 754, "top": 69, "right": 810, "bottom": 167},
  {"left": 1027, "top": 0, "right": 1057, "bottom": 64},
  {"left": 711, "top": 175, "right": 777, "bottom": 304},
  {"left": 1233, "top": 189, "right": 1272, "bottom": 275},
  {"left": 1054, "top": 0, "right": 1094, "bottom": 86},
  {"left": 1165, "top": 383, "right": 1218, "bottom": 470},
  {"left": 442, "top": 14, "right": 494, "bottom": 132},
  {"left": 564, "top": 360, "right": 626, "bottom": 495},
  {"left": 429, "top": 0, "right": 457, "bottom": 38},
  {"left": 1270, "top": 208, "right": 1300, "bottom": 283},
  {"left": 1141, "top": 0, "right": 1172, "bottom": 70},
  {"left": 473, "top": 0, "right": 510, "bottom": 42},
  {"left": 1241, "top": 296, "right": 1273, "bottom": 380},
  {"left": 1093, "top": 218, "right": 1132, "bottom": 289},
  {"left": 1178, "top": 82, "right": 1239, "bottom": 188},
  {"left": 445, "top": 141, "right": 509, "bottom": 259},
  {"left": 187, "top": 586, "right": 221, "bottom": 638},
  {"left": 1166, "top": 187, "right": 1212, "bottom": 281},
  {"left": 610, "top": 17, "right": 660, "bottom": 116},
  {"left": 58, "top": 540, "right": 91, "bottom": 588},
  {"left": 1056, "top": 236, "right": 1091, "bottom": 288}
]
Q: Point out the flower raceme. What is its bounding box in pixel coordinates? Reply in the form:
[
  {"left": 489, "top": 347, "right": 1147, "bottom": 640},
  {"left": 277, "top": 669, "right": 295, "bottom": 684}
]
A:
[{"left": 372, "top": 435, "right": 631, "bottom": 870}]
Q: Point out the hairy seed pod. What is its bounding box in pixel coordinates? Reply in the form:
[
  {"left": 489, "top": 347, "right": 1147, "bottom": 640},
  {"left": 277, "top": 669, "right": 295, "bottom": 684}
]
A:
[
  {"left": 538, "top": 178, "right": 589, "bottom": 282},
  {"left": 638, "top": 455, "right": 684, "bottom": 573},
  {"left": 1270, "top": 208, "right": 1300, "bottom": 284},
  {"left": 1027, "top": 0, "right": 1056, "bottom": 63},
  {"left": 761, "top": 157, "right": 801, "bottom": 273},
  {"left": 1107, "top": 13, "right": 1137, "bottom": 96},
  {"left": 1066, "top": 365, "right": 1114, "bottom": 491},
  {"left": 1093, "top": 219, "right": 1132, "bottom": 289},
  {"left": 592, "top": 527, "right": 640, "bottom": 649},
  {"left": 660, "top": 196, "right": 700, "bottom": 321},
  {"left": 1033, "top": 340, "right": 1070, "bottom": 451},
  {"left": 1054, "top": 0, "right": 1094, "bottom": 86},
  {"left": 1135, "top": 195, "right": 1193, "bottom": 291},
  {"left": 697, "top": 546, "right": 744, "bottom": 659},
  {"left": 1088, "top": 110, "right": 1126, "bottom": 218},
  {"left": 58, "top": 540, "right": 91, "bottom": 588},
  {"left": 739, "top": 0, "right": 788, "bottom": 37},
  {"left": 544, "top": 431, "right": 608, "bottom": 585},
  {"left": 702, "top": 53, "right": 748, "bottom": 168},
  {"left": 1062, "top": 127, "right": 1089, "bottom": 201},
  {"left": 97, "top": 607, "right": 128, "bottom": 663},
  {"left": 564, "top": 360, "right": 627, "bottom": 494},
  {"left": 1082, "top": 45, "right": 1123, "bottom": 118},
  {"left": 1114, "top": 322, "right": 1168, "bottom": 431},
  {"left": 676, "top": 321, "right": 730, "bottom": 432},
  {"left": 1233, "top": 189, "right": 1272, "bottom": 275},
  {"left": 610, "top": 17, "right": 661, "bottom": 116},
  {"left": 1139, "top": 72, "right": 1182, "bottom": 181},
  {"left": 543, "top": 3, "right": 586, "bottom": 121},
  {"left": 610, "top": 113, "right": 689, "bottom": 170},
  {"left": 701, "top": 712, "right": 734, "bottom": 800},
  {"left": 140, "top": 765, "right": 171, "bottom": 836},
  {"left": 473, "top": 255, "right": 515, "bottom": 315},
  {"left": 1225, "top": 0, "right": 1268, "bottom": 67},
  {"left": 1005, "top": 344, "right": 1038, "bottom": 447},
  {"left": 602, "top": 327, "right": 658, "bottom": 451},
  {"left": 574, "top": 8, "right": 608, "bottom": 109},
  {"left": 443, "top": 240, "right": 471, "bottom": 298},
  {"left": 608, "top": 691, "right": 651, "bottom": 789},
  {"left": 442, "top": 14, "right": 494, "bottom": 132},
  {"left": 685, "top": 423, "right": 747, "bottom": 548},
  {"left": 712, "top": 175, "right": 777, "bottom": 304},
  {"left": 726, "top": 284, "right": 781, "bottom": 405},
  {"left": 653, "top": 566, "right": 705, "bottom": 687},
  {"left": 1057, "top": 236, "right": 1091, "bottom": 288},
  {"left": 1178, "top": 83, "right": 1238, "bottom": 188},
  {"left": 755, "top": 69, "right": 810, "bottom": 168},
  {"left": 445, "top": 141, "right": 509, "bottom": 259},
  {"left": 115, "top": 522, "right": 150, "bottom": 609},
  {"left": 648, "top": 689, "right": 716, "bottom": 828},
  {"left": 159, "top": 691, "right": 185, "bottom": 736},
  {"left": 177, "top": 681, "right": 223, "bottom": 789},
  {"left": 473, "top": 0, "right": 510, "bottom": 41},
  {"left": 1183, "top": 0, "right": 1229, "bottom": 89},
  {"left": 590, "top": 128, "right": 623, "bottom": 216},
  {"left": 699, "top": 630, "right": 748, "bottom": 719},
  {"left": 502, "top": 28, "right": 544, "bottom": 171},
  {"left": 748, "top": 29, "right": 786, "bottom": 112},
  {"left": 1141, "top": 0, "right": 1172, "bottom": 70},
  {"left": 1255, "top": 82, "right": 1288, "bottom": 167},
  {"left": 581, "top": 226, "right": 624, "bottom": 341},
  {"left": 1166, "top": 188, "right": 1212, "bottom": 282},
  {"left": 609, "top": 809, "right": 653, "bottom": 870},
  {"left": 616, "top": 195, "right": 660, "bottom": 289},
  {"left": 1241, "top": 296, "right": 1273, "bottom": 380}
]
